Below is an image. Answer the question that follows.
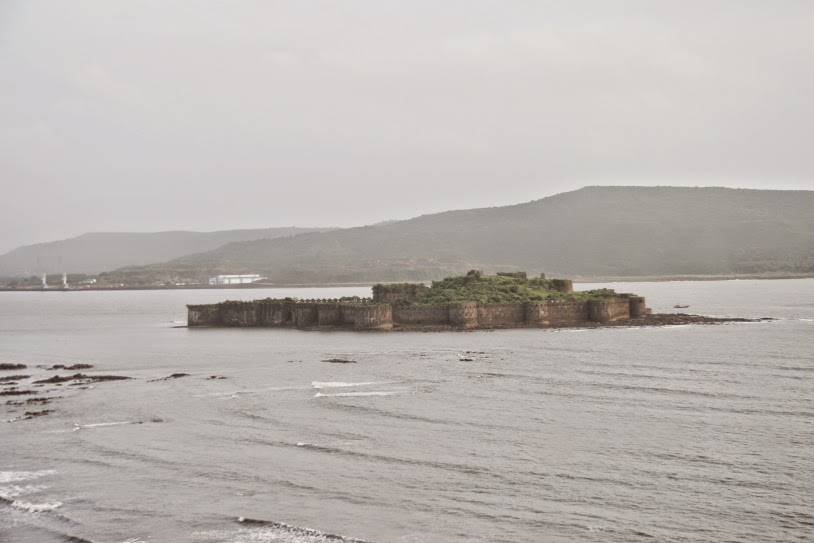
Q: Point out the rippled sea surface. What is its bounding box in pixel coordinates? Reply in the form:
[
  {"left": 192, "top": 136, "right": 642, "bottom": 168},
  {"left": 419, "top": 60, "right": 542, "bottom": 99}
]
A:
[{"left": 1, "top": 280, "right": 813, "bottom": 543}]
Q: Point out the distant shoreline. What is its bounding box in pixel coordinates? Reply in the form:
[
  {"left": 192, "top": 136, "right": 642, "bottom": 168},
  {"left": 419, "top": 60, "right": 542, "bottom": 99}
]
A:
[
  {"left": 572, "top": 272, "right": 814, "bottom": 283},
  {"left": 1, "top": 272, "right": 812, "bottom": 292}
]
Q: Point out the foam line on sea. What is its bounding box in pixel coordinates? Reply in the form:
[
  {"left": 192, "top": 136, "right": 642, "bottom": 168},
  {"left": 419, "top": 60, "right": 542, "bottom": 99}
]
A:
[
  {"left": 314, "top": 391, "right": 401, "bottom": 398},
  {"left": 0, "top": 470, "right": 56, "bottom": 484},
  {"left": 191, "top": 517, "right": 372, "bottom": 542},
  {"left": 72, "top": 421, "right": 133, "bottom": 431},
  {"left": 311, "top": 381, "right": 396, "bottom": 389}
]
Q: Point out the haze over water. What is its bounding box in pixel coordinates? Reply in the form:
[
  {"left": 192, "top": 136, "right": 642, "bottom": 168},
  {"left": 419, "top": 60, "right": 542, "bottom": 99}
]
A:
[{"left": 1, "top": 280, "right": 813, "bottom": 542}]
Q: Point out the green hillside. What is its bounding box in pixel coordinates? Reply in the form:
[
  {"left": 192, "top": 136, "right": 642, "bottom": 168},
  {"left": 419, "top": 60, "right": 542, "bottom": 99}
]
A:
[
  {"left": 0, "top": 227, "right": 334, "bottom": 276},
  {"left": 101, "top": 186, "right": 814, "bottom": 285}
]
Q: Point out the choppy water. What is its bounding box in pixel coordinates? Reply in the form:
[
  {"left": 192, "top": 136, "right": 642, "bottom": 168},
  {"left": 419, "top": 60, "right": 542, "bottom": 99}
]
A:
[{"left": 1, "top": 280, "right": 813, "bottom": 543}]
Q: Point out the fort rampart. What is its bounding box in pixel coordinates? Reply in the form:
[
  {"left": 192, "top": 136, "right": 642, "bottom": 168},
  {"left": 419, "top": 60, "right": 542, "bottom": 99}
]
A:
[{"left": 187, "top": 296, "right": 647, "bottom": 330}]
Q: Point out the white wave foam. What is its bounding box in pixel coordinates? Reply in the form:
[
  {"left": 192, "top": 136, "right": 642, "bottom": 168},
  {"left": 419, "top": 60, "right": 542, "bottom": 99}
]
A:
[
  {"left": 194, "top": 518, "right": 370, "bottom": 542},
  {"left": 204, "top": 385, "right": 311, "bottom": 398},
  {"left": 260, "top": 386, "right": 312, "bottom": 392},
  {"left": 72, "top": 421, "right": 132, "bottom": 431},
  {"left": 314, "top": 391, "right": 400, "bottom": 398},
  {"left": 9, "top": 499, "right": 62, "bottom": 512},
  {"left": 0, "top": 484, "right": 46, "bottom": 499},
  {"left": 0, "top": 470, "right": 55, "bottom": 484},
  {"left": 311, "top": 381, "right": 388, "bottom": 389}
]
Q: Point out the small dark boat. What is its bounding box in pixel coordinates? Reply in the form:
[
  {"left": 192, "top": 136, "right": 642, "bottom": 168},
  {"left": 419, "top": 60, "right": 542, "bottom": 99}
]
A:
[{"left": 673, "top": 304, "right": 689, "bottom": 309}]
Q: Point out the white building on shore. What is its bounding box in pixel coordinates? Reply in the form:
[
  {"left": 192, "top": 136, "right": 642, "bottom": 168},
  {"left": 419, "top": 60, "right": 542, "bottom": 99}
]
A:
[{"left": 208, "top": 274, "right": 265, "bottom": 285}]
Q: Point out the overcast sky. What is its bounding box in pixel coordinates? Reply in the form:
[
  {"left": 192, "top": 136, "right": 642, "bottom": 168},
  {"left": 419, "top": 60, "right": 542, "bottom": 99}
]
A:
[{"left": 1, "top": 1, "right": 813, "bottom": 253}]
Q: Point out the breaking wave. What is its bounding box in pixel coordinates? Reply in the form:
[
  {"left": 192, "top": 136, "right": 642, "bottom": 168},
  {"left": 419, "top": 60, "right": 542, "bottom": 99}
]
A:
[
  {"left": 0, "top": 484, "right": 46, "bottom": 499},
  {"left": 0, "top": 496, "right": 63, "bottom": 512},
  {"left": 192, "top": 517, "right": 371, "bottom": 542},
  {"left": 0, "top": 470, "right": 56, "bottom": 484}
]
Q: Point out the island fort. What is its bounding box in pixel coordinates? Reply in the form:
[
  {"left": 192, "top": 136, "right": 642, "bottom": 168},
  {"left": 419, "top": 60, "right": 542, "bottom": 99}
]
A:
[{"left": 187, "top": 270, "right": 650, "bottom": 330}]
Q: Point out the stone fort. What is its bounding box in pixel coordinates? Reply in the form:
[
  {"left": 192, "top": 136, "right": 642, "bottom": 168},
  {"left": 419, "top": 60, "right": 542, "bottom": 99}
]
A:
[{"left": 187, "top": 273, "right": 648, "bottom": 330}]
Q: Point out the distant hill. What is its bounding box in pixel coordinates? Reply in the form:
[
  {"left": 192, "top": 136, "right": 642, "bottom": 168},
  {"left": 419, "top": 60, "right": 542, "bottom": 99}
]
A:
[
  {"left": 0, "top": 227, "right": 335, "bottom": 277},
  {"left": 103, "top": 186, "right": 814, "bottom": 284}
]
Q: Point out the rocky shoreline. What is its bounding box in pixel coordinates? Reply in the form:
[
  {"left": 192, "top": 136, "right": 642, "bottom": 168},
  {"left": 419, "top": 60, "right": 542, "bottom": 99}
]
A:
[
  {"left": 0, "top": 363, "right": 223, "bottom": 423},
  {"left": 384, "top": 313, "right": 769, "bottom": 331},
  {"left": 220, "top": 313, "right": 767, "bottom": 332},
  {"left": 181, "top": 312, "right": 770, "bottom": 332}
]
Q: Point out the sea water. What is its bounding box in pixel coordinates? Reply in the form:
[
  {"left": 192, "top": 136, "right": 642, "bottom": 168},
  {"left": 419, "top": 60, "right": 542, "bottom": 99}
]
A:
[{"left": 1, "top": 280, "right": 812, "bottom": 542}]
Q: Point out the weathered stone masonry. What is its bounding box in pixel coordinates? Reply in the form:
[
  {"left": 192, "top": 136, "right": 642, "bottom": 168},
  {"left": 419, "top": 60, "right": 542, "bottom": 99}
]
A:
[{"left": 187, "top": 296, "right": 648, "bottom": 330}]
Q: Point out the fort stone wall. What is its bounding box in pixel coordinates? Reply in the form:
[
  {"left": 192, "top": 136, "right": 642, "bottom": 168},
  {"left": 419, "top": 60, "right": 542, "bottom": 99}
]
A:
[
  {"left": 292, "top": 304, "right": 317, "bottom": 327},
  {"left": 546, "top": 301, "right": 590, "bottom": 323},
  {"left": 221, "top": 304, "right": 261, "bottom": 326},
  {"left": 477, "top": 303, "right": 526, "bottom": 326},
  {"left": 257, "top": 302, "right": 288, "bottom": 326},
  {"left": 628, "top": 296, "right": 647, "bottom": 318},
  {"left": 392, "top": 305, "right": 449, "bottom": 326},
  {"left": 550, "top": 279, "right": 574, "bottom": 294},
  {"left": 587, "top": 298, "right": 631, "bottom": 322},
  {"left": 316, "top": 303, "right": 341, "bottom": 326},
  {"left": 341, "top": 304, "right": 393, "bottom": 330},
  {"left": 187, "top": 305, "right": 221, "bottom": 327},
  {"left": 609, "top": 298, "right": 632, "bottom": 320},
  {"left": 188, "top": 295, "right": 646, "bottom": 330},
  {"left": 448, "top": 303, "right": 478, "bottom": 328},
  {"left": 524, "top": 301, "right": 550, "bottom": 324}
]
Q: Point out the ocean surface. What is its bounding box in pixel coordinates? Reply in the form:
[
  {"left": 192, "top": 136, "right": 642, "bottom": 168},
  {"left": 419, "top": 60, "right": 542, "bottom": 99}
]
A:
[{"left": 1, "top": 279, "right": 812, "bottom": 543}]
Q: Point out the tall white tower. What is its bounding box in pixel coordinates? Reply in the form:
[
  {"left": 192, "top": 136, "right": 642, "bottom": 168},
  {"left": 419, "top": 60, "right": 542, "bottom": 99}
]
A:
[
  {"left": 41, "top": 273, "right": 48, "bottom": 289},
  {"left": 62, "top": 273, "right": 69, "bottom": 289}
]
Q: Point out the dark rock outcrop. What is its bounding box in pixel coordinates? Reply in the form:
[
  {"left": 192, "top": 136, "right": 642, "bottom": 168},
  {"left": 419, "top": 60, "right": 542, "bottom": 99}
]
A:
[
  {"left": 150, "top": 373, "right": 190, "bottom": 382},
  {"left": 34, "top": 373, "right": 130, "bottom": 384},
  {"left": 0, "top": 375, "right": 30, "bottom": 382}
]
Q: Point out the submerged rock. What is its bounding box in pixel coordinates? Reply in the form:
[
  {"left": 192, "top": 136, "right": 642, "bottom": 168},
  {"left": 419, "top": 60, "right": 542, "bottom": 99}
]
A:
[
  {"left": 624, "top": 314, "right": 768, "bottom": 327},
  {"left": 0, "top": 363, "right": 26, "bottom": 371},
  {"left": 46, "top": 364, "right": 94, "bottom": 371},
  {"left": 0, "top": 389, "right": 37, "bottom": 396},
  {"left": 23, "top": 409, "right": 54, "bottom": 419},
  {"left": 322, "top": 358, "right": 357, "bottom": 364},
  {"left": 0, "top": 375, "right": 30, "bottom": 382},
  {"left": 150, "top": 373, "right": 191, "bottom": 382},
  {"left": 34, "top": 373, "right": 130, "bottom": 384},
  {"left": 25, "top": 397, "right": 55, "bottom": 404}
]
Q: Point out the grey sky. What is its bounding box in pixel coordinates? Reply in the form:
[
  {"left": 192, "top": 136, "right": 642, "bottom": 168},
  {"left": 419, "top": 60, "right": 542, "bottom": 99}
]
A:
[{"left": 1, "top": 1, "right": 813, "bottom": 254}]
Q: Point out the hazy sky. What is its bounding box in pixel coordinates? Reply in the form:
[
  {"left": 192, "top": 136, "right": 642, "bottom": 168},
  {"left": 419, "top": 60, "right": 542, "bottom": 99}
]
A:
[{"left": 1, "top": 1, "right": 813, "bottom": 253}]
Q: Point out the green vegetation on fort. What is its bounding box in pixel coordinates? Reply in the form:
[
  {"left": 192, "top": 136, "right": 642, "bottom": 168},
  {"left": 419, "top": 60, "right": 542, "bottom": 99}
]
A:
[{"left": 378, "top": 271, "right": 624, "bottom": 305}]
